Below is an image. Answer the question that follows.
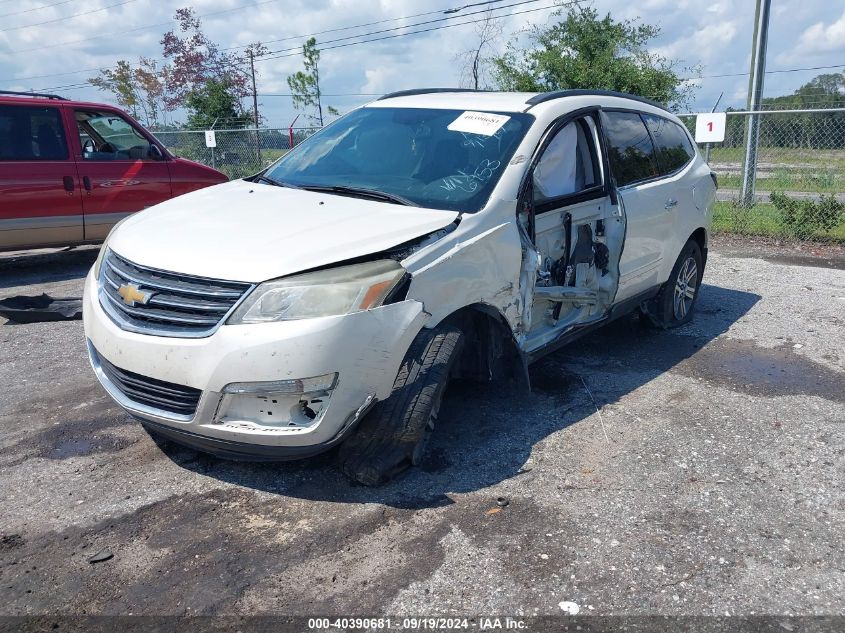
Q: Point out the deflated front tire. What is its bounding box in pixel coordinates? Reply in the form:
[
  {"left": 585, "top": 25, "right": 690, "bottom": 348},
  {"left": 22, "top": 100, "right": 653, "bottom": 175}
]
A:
[{"left": 337, "top": 324, "right": 465, "bottom": 486}]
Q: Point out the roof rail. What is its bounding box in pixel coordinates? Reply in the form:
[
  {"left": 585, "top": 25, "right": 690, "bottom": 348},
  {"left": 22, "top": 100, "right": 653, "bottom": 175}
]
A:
[
  {"left": 0, "top": 89, "right": 67, "bottom": 101},
  {"left": 378, "top": 88, "right": 488, "bottom": 101},
  {"left": 525, "top": 89, "right": 669, "bottom": 112}
]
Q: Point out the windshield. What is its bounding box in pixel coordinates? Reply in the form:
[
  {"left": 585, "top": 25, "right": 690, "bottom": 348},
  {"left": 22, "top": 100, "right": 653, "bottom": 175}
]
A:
[{"left": 264, "top": 107, "right": 533, "bottom": 212}]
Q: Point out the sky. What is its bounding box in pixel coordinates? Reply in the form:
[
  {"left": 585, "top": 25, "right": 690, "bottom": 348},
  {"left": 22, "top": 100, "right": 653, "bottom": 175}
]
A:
[{"left": 1, "top": 0, "right": 844, "bottom": 129}]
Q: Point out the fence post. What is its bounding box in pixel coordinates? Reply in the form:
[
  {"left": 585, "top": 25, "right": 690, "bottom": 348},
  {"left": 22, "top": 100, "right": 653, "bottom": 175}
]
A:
[{"left": 740, "top": 0, "right": 772, "bottom": 207}]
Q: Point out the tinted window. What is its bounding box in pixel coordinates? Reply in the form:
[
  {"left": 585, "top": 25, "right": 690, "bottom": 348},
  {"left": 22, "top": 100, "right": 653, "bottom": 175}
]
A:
[
  {"left": 0, "top": 105, "right": 68, "bottom": 161},
  {"left": 264, "top": 107, "right": 533, "bottom": 213},
  {"left": 603, "top": 111, "right": 658, "bottom": 187},
  {"left": 643, "top": 114, "right": 695, "bottom": 174}
]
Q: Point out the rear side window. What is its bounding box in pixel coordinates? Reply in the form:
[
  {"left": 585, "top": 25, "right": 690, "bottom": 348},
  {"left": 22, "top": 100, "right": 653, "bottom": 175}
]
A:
[
  {"left": 0, "top": 105, "right": 68, "bottom": 161},
  {"left": 643, "top": 114, "right": 695, "bottom": 174},
  {"left": 603, "top": 111, "right": 658, "bottom": 187}
]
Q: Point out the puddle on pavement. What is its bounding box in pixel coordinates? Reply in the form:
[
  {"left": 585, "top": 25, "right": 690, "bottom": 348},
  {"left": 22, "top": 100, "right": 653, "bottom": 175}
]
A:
[
  {"left": 676, "top": 338, "right": 845, "bottom": 403},
  {"left": 3, "top": 414, "right": 136, "bottom": 466},
  {"left": 45, "top": 434, "right": 134, "bottom": 460},
  {"left": 727, "top": 252, "right": 845, "bottom": 271}
]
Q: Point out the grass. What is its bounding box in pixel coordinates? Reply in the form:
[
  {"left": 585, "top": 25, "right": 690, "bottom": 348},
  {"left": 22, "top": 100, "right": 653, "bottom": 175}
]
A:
[
  {"left": 712, "top": 201, "right": 845, "bottom": 242},
  {"left": 707, "top": 146, "right": 845, "bottom": 170},
  {"left": 705, "top": 145, "right": 845, "bottom": 195},
  {"left": 716, "top": 170, "right": 844, "bottom": 194}
]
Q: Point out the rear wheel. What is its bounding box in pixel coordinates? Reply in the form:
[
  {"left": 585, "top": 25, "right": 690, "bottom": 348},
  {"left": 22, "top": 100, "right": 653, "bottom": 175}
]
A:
[
  {"left": 642, "top": 240, "right": 703, "bottom": 328},
  {"left": 337, "top": 324, "right": 464, "bottom": 486}
]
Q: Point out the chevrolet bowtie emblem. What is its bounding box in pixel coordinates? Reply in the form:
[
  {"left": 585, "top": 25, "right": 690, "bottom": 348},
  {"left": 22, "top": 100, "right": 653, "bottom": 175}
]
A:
[{"left": 117, "top": 283, "right": 152, "bottom": 307}]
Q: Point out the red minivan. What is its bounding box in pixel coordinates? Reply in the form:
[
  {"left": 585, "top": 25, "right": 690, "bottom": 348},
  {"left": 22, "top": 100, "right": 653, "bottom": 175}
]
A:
[{"left": 0, "top": 90, "right": 227, "bottom": 251}]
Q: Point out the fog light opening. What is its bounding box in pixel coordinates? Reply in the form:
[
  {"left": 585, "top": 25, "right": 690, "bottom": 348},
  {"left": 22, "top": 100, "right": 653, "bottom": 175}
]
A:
[{"left": 214, "top": 374, "right": 337, "bottom": 430}]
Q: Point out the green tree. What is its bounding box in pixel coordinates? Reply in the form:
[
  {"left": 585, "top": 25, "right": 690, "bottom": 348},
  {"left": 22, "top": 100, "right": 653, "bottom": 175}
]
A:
[
  {"left": 492, "top": 5, "right": 697, "bottom": 109},
  {"left": 89, "top": 60, "right": 139, "bottom": 118},
  {"left": 718, "top": 73, "right": 845, "bottom": 150},
  {"left": 185, "top": 78, "right": 253, "bottom": 130},
  {"left": 287, "top": 37, "right": 339, "bottom": 126}
]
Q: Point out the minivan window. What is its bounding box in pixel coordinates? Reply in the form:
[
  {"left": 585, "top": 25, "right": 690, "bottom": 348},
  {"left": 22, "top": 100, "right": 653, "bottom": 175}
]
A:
[
  {"left": 75, "top": 109, "right": 156, "bottom": 161},
  {"left": 603, "top": 111, "right": 658, "bottom": 187},
  {"left": 263, "top": 107, "right": 533, "bottom": 212},
  {"left": 0, "top": 105, "right": 67, "bottom": 161},
  {"left": 642, "top": 114, "right": 695, "bottom": 174}
]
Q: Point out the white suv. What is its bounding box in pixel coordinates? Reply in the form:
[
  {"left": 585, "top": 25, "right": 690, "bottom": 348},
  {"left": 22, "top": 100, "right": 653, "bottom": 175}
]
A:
[{"left": 83, "top": 89, "right": 715, "bottom": 485}]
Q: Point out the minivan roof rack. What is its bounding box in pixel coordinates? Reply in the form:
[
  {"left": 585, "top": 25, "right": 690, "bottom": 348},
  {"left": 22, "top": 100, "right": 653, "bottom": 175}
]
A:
[
  {"left": 0, "top": 89, "right": 67, "bottom": 101},
  {"left": 525, "top": 89, "right": 669, "bottom": 112},
  {"left": 378, "top": 88, "right": 487, "bottom": 101}
]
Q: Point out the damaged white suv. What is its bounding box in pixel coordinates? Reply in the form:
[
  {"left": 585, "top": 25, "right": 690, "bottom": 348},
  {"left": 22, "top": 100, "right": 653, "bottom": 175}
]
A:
[{"left": 84, "top": 89, "right": 715, "bottom": 484}]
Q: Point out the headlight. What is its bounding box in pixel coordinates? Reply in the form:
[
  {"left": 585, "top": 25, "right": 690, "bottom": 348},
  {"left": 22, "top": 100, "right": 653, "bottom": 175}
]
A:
[
  {"left": 93, "top": 217, "right": 129, "bottom": 277},
  {"left": 228, "top": 260, "right": 406, "bottom": 324}
]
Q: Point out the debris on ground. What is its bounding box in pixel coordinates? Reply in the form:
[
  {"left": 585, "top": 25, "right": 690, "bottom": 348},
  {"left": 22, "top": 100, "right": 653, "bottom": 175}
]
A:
[
  {"left": 87, "top": 549, "right": 114, "bottom": 564},
  {"left": 0, "top": 294, "right": 82, "bottom": 323}
]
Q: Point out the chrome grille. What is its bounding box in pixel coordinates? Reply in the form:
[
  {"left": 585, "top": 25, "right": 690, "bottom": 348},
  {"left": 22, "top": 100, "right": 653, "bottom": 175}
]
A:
[
  {"left": 98, "top": 249, "right": 252, "bottom": 337},
  {"left": 94, "top": 345, "right": 201, "bottom": 416}
]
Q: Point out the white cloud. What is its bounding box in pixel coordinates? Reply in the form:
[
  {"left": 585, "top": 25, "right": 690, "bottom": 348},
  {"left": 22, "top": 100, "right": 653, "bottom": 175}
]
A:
[
  {"left": 0, "top": 0, "right": 842, "bottom": 122},
  {"left": 796, "top": 10, "right": 845, "bottom": 54}
]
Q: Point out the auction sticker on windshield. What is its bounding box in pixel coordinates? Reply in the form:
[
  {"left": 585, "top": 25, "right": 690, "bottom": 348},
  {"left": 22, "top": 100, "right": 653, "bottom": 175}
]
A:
[{"left": 447, "top": 111, "right": 511, "bottom": 136}]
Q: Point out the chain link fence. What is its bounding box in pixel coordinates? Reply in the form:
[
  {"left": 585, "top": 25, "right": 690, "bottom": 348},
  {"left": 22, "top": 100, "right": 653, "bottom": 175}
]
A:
[
  {"left": 151, "top": 127, "right": 320, "bottom": 180},
  {"left": 153, "top": 109, "right": 845, "bottom": 243},
  {"left": 679, "top": 108, "right": 845, "bottom": 243}
]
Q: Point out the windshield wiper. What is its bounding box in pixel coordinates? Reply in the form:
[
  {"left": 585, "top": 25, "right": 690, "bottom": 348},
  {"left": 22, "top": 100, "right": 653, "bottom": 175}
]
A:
[
  {"left": 254, "top": 174, "right": 299, "bottom": 188},
  {"left": 300, "top": 185, "right": 418, "bottom": 207}
]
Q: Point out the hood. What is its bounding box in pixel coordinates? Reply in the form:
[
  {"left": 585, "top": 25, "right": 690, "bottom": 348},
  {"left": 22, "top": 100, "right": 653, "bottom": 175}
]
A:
[{"left": 108, "top": 179, "right": 459, "bottom": 282}]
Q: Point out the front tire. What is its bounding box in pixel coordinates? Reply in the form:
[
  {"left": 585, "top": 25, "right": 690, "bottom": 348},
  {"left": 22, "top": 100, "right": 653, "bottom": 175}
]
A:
[
  {"left": 642, "top": 240, "right": 703, "bottom": 328},
  {"left": 337, "top": 324, "right": 464, "bottom": 486}
]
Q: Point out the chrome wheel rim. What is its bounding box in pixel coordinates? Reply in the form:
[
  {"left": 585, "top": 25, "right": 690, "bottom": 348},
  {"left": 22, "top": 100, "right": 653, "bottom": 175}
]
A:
[{"left": 673, "top": 256, "right": 698, "bottom": 320}]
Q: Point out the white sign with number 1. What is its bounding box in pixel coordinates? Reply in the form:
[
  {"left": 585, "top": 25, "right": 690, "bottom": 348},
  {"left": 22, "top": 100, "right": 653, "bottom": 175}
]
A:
[
  {"left": 695, "top": 113, "right": 726, "bottom": 143},
  {"left": 205, "top": 130, "right": 217, "bottom": 148}
]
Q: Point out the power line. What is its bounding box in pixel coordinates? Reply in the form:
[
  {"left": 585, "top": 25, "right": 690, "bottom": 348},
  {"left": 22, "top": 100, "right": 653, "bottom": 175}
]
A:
[
  {"left": 259, "top": 0, "right": 547, "bottom": 58},
  {"left": 4, "top": 0, "right": 287, "bottom": 55},
  {"left": 256, "top": 2, "right": 564, "bottom": 63},
  {"left": 219, "top": 0, "right": 510, "bottom": 52},
  {"left": 1, "top": 0, "right": 517, "bottom": 81},
  {"left": 0, "top": 0, "right": 140, "bottom": 32},
  {"left": 0, "top": 0, "right": 78, "bottom": 19},
  {"left": 695, "top": 63, "right": 845, "bottom": 80}
]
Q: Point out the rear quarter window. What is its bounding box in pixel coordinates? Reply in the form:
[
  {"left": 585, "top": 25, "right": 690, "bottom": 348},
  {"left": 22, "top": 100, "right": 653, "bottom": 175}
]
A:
[
  {"left": 0, "top": 104, "right": 68, "bottom": 161},
  {"left": 603, "top": 111, "right": 658, "bottom": 187},
  {"left": 642, "top": 113, "right": 696, "bottom": 175}
]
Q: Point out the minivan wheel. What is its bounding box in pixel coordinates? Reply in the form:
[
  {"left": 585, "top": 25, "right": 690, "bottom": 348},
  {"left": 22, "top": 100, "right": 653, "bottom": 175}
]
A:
[
  {"left": 337, "top": 324, "right": 464, "bottom": 486},
  {"left": 642, "top": 240, "right": 703, "bottom": 329}
]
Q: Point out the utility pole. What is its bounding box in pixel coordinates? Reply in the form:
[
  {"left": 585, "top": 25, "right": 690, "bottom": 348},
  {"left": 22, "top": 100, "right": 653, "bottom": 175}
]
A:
[
  {"left": 740, "top": 0, "right": 771, "bottom": 207},
  {"left": 315, "top": 57, "right": 324, "bottom": 127},
  {"left": 248, "top": 50, "right": 262, "bottom": 166}
]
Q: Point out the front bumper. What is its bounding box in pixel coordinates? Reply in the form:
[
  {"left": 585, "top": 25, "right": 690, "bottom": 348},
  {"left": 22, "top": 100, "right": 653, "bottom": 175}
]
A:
[{"left": 82, "top": 268, "right": 428, "bottom": 458}]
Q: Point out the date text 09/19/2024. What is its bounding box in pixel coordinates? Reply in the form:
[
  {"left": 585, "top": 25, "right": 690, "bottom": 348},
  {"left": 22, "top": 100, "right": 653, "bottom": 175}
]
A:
[{"left": 306, "top": 617, "right": 528, "bottom": 630}]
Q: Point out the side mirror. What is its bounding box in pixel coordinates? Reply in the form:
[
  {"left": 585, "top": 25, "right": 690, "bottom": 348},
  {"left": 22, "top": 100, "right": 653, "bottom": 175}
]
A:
[{"left": 149, "top": 144, "right": 165, "bottom": 161}]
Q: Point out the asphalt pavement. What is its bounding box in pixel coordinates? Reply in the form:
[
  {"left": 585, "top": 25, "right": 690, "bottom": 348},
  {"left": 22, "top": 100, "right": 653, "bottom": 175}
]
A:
[{"left": 0, "top": 238, "right": 843, "bottom": 620}]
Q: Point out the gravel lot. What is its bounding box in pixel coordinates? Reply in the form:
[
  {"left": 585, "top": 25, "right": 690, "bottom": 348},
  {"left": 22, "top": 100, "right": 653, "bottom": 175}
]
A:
[{"left": 0, "top": 238, "right": 843, "bottom": 621}]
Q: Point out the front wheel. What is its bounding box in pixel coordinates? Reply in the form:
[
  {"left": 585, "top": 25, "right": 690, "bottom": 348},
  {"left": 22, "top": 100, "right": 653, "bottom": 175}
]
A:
[
  {"left": 337, "top": 324, "right": 464, "bottom": 486},
  {"left": 642, "top": 240, "right": 703, "bottom": 328}
]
